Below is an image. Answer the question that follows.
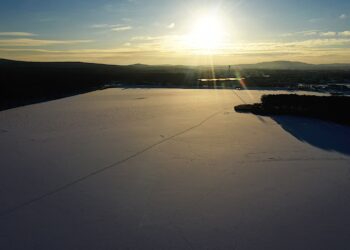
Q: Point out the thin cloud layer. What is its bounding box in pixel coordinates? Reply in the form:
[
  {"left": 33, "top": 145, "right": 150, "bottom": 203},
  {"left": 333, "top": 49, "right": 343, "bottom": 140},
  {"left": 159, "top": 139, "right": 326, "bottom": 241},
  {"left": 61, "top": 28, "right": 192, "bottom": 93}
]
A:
[
  {"left": 0, "top": 39, "right": 92, "bottom": 47},
  {"left": 0, "top": 32, "right": 36, "bottom": 37},
  {"left": 112, "top": 26, "right": 132, "bottom": 31}
]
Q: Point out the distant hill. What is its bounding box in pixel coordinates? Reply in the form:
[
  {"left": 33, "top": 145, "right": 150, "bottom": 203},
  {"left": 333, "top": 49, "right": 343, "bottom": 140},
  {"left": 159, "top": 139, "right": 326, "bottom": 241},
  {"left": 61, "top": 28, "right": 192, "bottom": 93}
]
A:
[
  {"left": 236, "top": 61, "right": 350, "bottom": 70},
  {"left": 0, "top": 58, "right": 200, "bottom": 110},
  {"left": 2, "top": 58, "right": 350, "bottom": 70},
  {"left": 1, "top": 58, "right": 350, "bottom": 110},
  {"left": 0, "top": 58, "right": 125, "bottom": 69}
]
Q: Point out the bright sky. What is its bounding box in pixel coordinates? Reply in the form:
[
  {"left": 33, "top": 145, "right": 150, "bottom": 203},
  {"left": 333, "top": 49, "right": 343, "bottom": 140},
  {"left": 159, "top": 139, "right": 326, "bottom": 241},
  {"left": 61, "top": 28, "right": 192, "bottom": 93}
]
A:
[{"left": 0, "top": 0, "right": 350, "bottom": 65}]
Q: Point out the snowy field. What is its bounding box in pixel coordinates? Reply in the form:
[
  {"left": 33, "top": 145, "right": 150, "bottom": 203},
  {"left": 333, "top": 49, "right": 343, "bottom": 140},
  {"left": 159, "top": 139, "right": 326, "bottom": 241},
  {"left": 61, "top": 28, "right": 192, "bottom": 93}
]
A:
[{"left": 0, "top": 88, "right": 349, "bottom": 250}]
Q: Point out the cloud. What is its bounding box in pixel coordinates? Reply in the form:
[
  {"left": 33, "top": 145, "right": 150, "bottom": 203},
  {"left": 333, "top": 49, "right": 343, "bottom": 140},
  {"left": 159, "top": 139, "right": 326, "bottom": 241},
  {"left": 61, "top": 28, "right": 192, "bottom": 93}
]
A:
[
  {"left": 0, "top": 38, "right": 92, "bottom": 47},
  {"left": 3, "top": 40, "right": 350, "bottom": 65},
  {"left": 281, "top": 30, "right": 319, "bottom": 37},
  {"left": 302, "top": 31, "right": 319, "bottom": 36},
  {"left": 287, "top": 38, "right": 350, "bottom": 47},
  {"left": 0, "top": 32, "right": 36, "bottom": 37},
  {"left": 92, "top": 24, "right": 132, "bottom": 31},
  {"left": 167, "top": 23, "right": 175, "bottom": 29},
  {"left": 0, "top": 47, "right": 153, "bottom": 54},
  {"left": 131, "top": 36, "right": 163, "bottom": 41},
  {"left": 339, "top": 31, "right": 350, "bottom": 37},
  {"left": 320, "top": 32, "right": 337, "bottom": 37},
  {"left": 91, "top": 24, "right": 122, "bottom": 28},
  {"left": 339, "top": 14, "right": 348, "bottom": 19},
  {"left": 4, "top": 48, "right": 142, "bottom": 54},
  {"left": 282, "top": 30, "right": 350, "bottom": 39},
  {"left": 111, "top": 26, "right": 132, "bottom": 31},
  {"left": 3, "top": 37, "right": 347, "bottom": 54},
  {"left": 2, "top": 32, "right": 350, "bottom": 64},
  {"left": 130, "top": 35, "right": 185, "bottom": 52}
]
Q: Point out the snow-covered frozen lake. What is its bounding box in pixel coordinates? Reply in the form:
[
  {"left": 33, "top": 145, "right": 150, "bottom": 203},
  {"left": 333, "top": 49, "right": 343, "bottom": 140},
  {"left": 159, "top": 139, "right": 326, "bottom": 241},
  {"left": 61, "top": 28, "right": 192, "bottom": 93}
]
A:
[{"left": 0, "top": 88, "right": 349, "bottom": 250}]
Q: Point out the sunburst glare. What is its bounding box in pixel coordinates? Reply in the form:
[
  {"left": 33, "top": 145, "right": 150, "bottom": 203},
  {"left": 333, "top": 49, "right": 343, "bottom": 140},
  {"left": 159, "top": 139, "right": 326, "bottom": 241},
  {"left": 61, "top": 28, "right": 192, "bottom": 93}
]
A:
[{"left": 184, "top": 11, "right": 228, "bottom": 53}]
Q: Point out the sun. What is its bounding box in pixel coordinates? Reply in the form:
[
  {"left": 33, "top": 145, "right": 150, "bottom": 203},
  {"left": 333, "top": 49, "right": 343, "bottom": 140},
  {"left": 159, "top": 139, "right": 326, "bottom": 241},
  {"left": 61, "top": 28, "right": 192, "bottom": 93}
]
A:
[{"left": 186, "top": 13, "right": 227, "bottom": 52}]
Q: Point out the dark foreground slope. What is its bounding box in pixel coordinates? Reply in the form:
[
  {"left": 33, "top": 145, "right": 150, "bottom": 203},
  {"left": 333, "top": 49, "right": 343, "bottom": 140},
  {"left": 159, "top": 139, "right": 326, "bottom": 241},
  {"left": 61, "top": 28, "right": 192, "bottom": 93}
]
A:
[{"left": 0, "top": 59, "right": 198, "bottom": 110}]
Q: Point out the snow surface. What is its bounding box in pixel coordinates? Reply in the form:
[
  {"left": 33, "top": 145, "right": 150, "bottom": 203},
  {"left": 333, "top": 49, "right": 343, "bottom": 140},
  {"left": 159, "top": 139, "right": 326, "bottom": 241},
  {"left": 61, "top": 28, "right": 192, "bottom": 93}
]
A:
[{"left": 0, "top": 88, "right": 349, "bottom": 250}]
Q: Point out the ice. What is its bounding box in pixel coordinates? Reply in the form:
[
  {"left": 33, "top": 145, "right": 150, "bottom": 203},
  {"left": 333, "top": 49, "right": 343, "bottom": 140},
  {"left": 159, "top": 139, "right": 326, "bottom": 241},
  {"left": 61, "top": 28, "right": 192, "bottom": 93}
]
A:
[{"left": 0, "top": 89, "right": 349, "bottom": 250}]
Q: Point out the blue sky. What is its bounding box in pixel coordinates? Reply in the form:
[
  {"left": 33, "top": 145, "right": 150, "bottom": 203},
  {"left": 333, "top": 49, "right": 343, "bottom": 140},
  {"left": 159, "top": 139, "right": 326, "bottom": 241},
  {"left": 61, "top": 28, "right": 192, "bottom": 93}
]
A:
[{"left": 0, "top": 0, "right": 350, "bottom": 64}]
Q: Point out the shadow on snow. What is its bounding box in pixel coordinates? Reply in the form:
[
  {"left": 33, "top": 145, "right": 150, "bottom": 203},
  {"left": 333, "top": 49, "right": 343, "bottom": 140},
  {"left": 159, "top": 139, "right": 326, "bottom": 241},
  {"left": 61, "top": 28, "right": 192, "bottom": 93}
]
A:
[{"left": 273, "top": 116, "right": 350, "bottom": 156}]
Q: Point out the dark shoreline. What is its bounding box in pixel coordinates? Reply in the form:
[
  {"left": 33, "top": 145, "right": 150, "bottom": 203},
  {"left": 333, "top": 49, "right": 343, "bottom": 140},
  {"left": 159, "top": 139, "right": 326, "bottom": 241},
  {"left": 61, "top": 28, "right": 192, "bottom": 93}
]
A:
[
  {"left": 1, "top": 59, "right": 350, "bottom": 110},
  {"left": 235, "top": 94, "right": 350, "bottom": 126}
]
